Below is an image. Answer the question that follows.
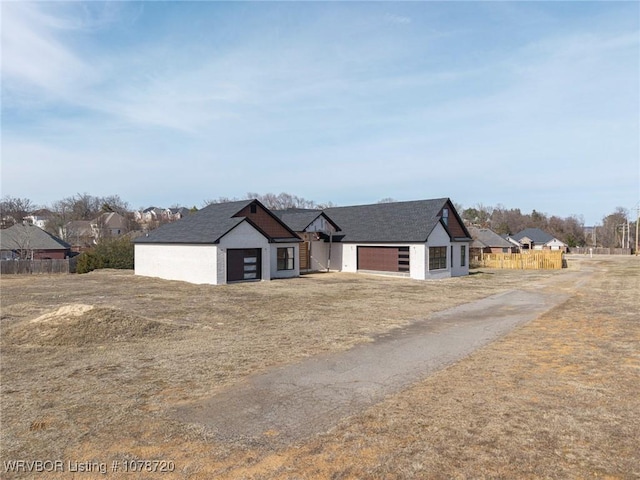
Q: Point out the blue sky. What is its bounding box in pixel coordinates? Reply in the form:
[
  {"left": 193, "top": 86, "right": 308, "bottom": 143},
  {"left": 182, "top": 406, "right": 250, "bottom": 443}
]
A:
[{"left": 2, "top": 1, "right": 638, "bottom": 225}]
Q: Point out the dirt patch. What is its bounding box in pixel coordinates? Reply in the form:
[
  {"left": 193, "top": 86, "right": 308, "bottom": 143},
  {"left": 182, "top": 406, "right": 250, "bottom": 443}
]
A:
[{"left": 3, "top": 304, "right": 184, "bottom": 347}]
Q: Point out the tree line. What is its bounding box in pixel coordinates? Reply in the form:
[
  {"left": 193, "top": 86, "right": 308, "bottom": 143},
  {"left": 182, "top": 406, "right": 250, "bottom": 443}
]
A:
[
  {"left": 0, "top": 193, "right": 636, "bottom": 249},
  {"left": 459, "top": 204, "right": 635, "bottom": 249}
]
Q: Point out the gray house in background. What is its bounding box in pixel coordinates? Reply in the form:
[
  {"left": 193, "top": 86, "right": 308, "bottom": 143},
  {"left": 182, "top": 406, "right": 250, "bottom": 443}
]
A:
[
  {"left": 468, "top": 226, "right": 515, "bottom": 254},
  {"left": 506, "top": 228, "right": 568, "bottom": 251},
  {"left": 0, "top": 224, "right": 72, "bottom": 260}
]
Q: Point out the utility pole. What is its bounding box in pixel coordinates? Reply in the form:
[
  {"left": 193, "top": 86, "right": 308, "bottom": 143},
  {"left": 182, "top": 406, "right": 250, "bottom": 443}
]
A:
[{"left": 636, "top": 204, "right": 639, "bottom": 255}]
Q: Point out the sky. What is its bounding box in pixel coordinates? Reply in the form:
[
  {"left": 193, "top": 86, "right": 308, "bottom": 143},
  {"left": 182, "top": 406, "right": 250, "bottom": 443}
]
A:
[{"left": 1, "top": 1, "right": 638, "bottom": 225}]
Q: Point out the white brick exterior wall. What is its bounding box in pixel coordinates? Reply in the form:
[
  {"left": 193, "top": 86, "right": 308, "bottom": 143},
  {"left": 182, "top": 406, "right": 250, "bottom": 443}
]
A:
[
  {"left": 217, "top": 221, "right": 270, "bottom": 284},
  {"left": 135, "top": 243, "right": 219, "bottom": 284}
]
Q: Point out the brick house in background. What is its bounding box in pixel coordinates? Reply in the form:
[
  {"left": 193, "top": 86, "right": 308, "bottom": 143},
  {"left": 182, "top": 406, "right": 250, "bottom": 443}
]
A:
[{"left": 0, "top": 224, "right": 71, "bottom": 260}]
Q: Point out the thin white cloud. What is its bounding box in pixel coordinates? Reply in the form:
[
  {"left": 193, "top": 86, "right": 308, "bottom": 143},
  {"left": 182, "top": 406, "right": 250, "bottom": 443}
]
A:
[
  {"left": 1, "top": 2, "right": 93, "bottom": 100},
  {"left": 1, "top": 2, "right": 637, "bottom": 225}
]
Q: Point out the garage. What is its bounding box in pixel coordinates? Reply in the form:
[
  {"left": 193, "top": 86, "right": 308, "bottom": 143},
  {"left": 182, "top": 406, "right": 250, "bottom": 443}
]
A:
[
  {"left": 357, "top": 246, "right": 409, "bottom": 273},
  {"left": 227, "top": 248, "right": 262, "bottom": 282}
]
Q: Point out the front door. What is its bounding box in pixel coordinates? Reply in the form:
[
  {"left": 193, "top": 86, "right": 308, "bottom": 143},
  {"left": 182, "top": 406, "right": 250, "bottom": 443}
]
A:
[{"left": 227, "top": 248, "right": 262, "bottom": 282}]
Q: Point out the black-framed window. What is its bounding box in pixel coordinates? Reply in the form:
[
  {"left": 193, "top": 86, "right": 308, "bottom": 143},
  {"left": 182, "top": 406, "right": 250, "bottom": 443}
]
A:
[
  {"left": 461, "top": 245, "right": 466, "bottom": 267},
  {"left": 277, "top": 247, "right": 294, "bottom": 271},
  {"left": 429, "top": 246, "right": 447, "bottom": 270}
]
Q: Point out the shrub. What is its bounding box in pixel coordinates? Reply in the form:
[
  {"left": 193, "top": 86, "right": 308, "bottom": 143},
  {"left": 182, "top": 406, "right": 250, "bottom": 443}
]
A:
[{"left": 76, "top": 237, "right": 134, "bottom": 274}]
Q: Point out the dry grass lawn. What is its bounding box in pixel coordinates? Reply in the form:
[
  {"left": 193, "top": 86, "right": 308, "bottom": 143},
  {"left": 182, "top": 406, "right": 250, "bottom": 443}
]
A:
[{"left": 1, "top": 255, "right": 638, "bottom": 478}]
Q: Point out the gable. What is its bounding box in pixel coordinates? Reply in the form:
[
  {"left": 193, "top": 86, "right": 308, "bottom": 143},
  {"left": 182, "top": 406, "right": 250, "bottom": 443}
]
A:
[
  {"left": 439, "top": 200, "right": 470, "bottom": 240},
  {"left": 234, "top": 202, "right": 299, "bottom": 240}
]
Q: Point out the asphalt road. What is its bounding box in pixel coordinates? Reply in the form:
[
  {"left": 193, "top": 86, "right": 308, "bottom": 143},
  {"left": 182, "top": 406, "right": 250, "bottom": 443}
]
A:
[{"left": 175, "top": 288, "right": 569, "bottom": 447}]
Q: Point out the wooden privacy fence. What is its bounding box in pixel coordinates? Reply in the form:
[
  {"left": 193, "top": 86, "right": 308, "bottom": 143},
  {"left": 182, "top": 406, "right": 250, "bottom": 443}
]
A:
[
  {"left": 1, "top": 259, "right": 72, "bottom": 275},
  {"left": 471, "top": 251, "right": 565, "bottom": 270}
]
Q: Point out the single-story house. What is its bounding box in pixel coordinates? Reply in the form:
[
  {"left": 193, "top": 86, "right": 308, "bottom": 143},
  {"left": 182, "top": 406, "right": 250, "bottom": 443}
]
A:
[
  {"left": 0, "top": 224, "right": 72, "bottom": 260},
  {"left": 134, "top": 199, "right": 302, "bottom": 284},
  {"left": 135, "top": 197, "right": 472, "bottom": 285},
  {"left": 468, "top": 226, "right": 515, "bottom": 254},
  {"left": 506, "top": 228, "right": 568, "bottom": 251}
]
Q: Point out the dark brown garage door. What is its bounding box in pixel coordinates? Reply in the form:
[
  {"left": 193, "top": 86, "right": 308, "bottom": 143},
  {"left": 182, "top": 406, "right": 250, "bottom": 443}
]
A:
[
  {"left": 227, "top": 249, "right": 262, "bottom": 282},
  {"left": 357, "top": 246, "right": 409, "bottom": 273}
]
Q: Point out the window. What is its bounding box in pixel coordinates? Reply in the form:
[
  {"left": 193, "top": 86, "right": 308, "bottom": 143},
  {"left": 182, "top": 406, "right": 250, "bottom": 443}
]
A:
[
  {"left": 461, "top": 245, "right": 466, "bottom": 267},
  {"left": 398, "top": 246, "right": 410, "bottom": 273},
  {"left": 429, "top": 246, "right": 447, "bottom": 270},
  {"left": 442, "top": 208, "right": 449, "bottom": 226},
  {"left": 250, "top": 204, "right": 257, "bottom": 214},
  {"left": 277, "top": 247, "right": 294, "bottom": 271}
]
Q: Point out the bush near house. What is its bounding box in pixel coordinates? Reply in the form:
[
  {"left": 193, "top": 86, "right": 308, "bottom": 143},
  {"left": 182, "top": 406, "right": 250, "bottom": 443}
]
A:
[{"left": 76, "top": 237, "right": 134, "bottom": 274}]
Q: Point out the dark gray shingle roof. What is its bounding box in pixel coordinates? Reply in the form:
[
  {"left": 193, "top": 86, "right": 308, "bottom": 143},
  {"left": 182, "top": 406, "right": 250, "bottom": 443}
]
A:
[
  {"left": 323, "top": 198, "right": 458, "bottom": 243},
  {"left": 511, "top": 228, "right": 554, "bottom": 244},
  {"left": 0, "top": 224, "right": 71, "bottom": 250},
  {"left": 272, "top": 210, "right": 341, "bottom": 233},
  {"left": 468, "top": 226, "right": 513, "bottom": 249},
  {"left": 135, "top": 200, "right": 253, "bottom": 244}
]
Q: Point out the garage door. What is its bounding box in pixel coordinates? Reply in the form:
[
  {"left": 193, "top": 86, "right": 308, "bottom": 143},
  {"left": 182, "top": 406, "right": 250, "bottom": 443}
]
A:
[
  {"left": 357, "top": 246, "right": 409, "bottom": 273},
  {"left": 227, "top": 249, "right": 262, "bottom": 282}
]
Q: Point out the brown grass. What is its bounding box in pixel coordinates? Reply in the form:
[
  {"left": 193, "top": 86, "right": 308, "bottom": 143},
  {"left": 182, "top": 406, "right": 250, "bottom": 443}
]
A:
[{"left": 1, "top": 256, "right": 638, "bottom": 479}]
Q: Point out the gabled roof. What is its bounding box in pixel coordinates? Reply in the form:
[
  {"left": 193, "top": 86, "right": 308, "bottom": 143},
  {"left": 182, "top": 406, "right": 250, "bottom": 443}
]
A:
[
  {"left": 66, "top": 220, "right": 93, "bottom": 237},
  {"left": 0, "top": 224, "right": 71, "bottom": 251},
  {"left": 323, "top": 198, "right": 469, "bottom": 243},
  {"left": 511, "top": 228, "right": 555, "bottom": 244},
  {"left": 96, "top": 212, "right": 127, "bottom": 229},
  {"left": 273, "top": 209, "right": 341, "bottom": 233},
  {"left": 468, "top": 226, "right": 513, "bottom": 249},
  {"left": 134, "top": 199, "right": 299, "bottom": 244}
]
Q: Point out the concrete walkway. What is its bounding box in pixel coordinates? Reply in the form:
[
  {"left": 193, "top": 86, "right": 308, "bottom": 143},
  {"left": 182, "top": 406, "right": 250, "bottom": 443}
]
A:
[{"left": 175, "top": 288, "right": 569, "bottom": 447}]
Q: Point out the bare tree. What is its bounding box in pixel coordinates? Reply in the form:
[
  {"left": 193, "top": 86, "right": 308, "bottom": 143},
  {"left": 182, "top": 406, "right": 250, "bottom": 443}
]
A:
[
  {"left": 204, "top": 192, "right": 323, "bottom": 210},
  {"left": 601, "top": 208, "right": 629, "bottom": 248},
  {"left": 0, "top": 196, "right": 38, "bottom": 228}
]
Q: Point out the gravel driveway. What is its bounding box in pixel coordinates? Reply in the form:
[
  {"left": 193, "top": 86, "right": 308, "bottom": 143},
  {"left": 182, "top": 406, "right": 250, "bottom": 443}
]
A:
[{"left": 175, "top": 287, "right": 570, "bottom": 447}]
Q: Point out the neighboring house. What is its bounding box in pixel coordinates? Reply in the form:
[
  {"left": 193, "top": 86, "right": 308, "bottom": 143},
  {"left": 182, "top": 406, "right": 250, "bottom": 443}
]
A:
[
  {"left": 64, "top": 212, "right": 129, "bottom": 250},
  {"left": 23, "top": 209, "right": 54, "bottom": 229},
  {"left": 135, "top": 207, "right": 165, "bottom": 223},
  {"left": 94, "top": 212, "right": 128, "bottom": 238},
  {"left": 468, "top": 226, "right": 515, "bottom": 254},
  {"left": 135, "top": 206, "right": 190, "bottom": 225},
  {"left": 134, "top": 197, "right": 472, "bottom": 285},
  {"left": 134, "top": 199, "right": 302, "bottom": 285},
  {"left": 165, "top": 207, "right": 190, "bottom": 221},
  {"left": 65, "top": 220, "right": 95, "bottom": 250},
  {"left": 507, "top": 228, "right": 568, "bottom": 251},
  {"left": 0, "top": 224, "right": 72, "bottom": 260}
]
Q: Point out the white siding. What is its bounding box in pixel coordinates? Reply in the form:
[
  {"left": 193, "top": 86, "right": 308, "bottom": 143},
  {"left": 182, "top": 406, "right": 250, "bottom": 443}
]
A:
[
  {"left": 135, "top": 243, "right": 219, "bottom": 285},
  {"left": 410, "top": 244, "right": 426, "bottom": 280},
  {"left": 329, "top": 241, "right": 342, "bottom": 272},
  {"left": 341, "top": 244, "right": 358, "bottom": 272},
  {"left": 310, "top": 240, "right": 331, "bottom": 271},
  {"left": 451, "top": 241, "right": 471, "bottom": 277},
  {"left": 217, "top": 221, "right": 271, "bottom": 284},
  {"left": 425, "top": 223, "right": 453, "bottom": 280},
  {"left": 270, "top": 242, "right": 300, "bottom": 279}
]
